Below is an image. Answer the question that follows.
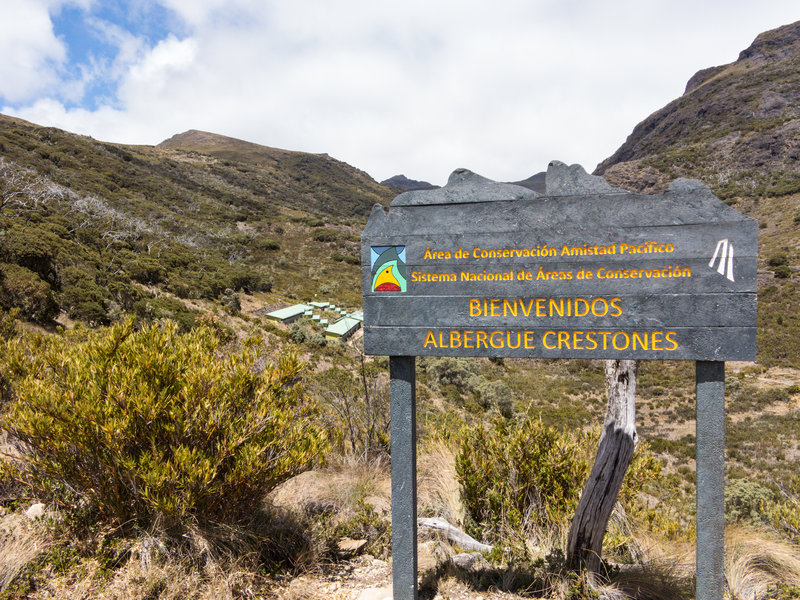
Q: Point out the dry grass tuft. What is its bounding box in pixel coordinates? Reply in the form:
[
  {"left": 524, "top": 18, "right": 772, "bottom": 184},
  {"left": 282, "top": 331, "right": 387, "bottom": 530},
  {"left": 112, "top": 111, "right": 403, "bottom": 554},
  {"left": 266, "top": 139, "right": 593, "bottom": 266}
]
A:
[
  {"left": 0, "top": 511, "right": 51, "bottom": 592},
  {"left": 418, "top": 440, "right": 465, "bottom": 525},
  {"left": 271, "top": 457, "right": 391, "bottom": 518},
  {"left": 37, "top": 555, "right": 266, "bottom": 600},
  {"left": 591, "top": 525, "right": 800, "bottom": 600},
  {"left": 324, "top": 457, "right": 391, "bottom": 515},
  {"left": 600, "top": 560, "right": 694, "bottom": 600},
  {"left": 724, "top": 525, "right": 800, "bottom": 599}
]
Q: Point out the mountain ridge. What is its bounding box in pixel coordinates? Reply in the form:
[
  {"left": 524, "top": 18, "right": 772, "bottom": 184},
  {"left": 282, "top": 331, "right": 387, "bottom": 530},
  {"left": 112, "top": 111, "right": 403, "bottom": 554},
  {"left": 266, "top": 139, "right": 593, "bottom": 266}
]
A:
[
  {"left": 380, "top": 174, "right": 439, "bottom": 191},
  {"left": 0, "top": 113, "right": 393, "bottom": 325},
  {"left": 596, "top": 20, "right": 800, "bottom": 200}
]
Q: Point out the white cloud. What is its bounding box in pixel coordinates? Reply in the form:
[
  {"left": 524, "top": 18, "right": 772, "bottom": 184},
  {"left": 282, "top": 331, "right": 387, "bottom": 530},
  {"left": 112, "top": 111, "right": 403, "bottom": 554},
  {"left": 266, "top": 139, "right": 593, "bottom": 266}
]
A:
[
  {"left": 0, "top": 0, "right": 68, "bottom": 102},
  {"left": 3, "top": 0, "right": 800, "bottom": 185},
  {"left": 123, "top": 35, "right": 197, "bottom": 94}
]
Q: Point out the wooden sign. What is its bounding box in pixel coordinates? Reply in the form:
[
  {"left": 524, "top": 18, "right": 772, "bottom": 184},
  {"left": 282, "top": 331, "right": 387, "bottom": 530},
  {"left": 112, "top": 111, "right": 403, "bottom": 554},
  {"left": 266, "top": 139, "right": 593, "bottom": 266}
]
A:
[{"left": 362, "top": 165, "right": 757, "bottom": 361}]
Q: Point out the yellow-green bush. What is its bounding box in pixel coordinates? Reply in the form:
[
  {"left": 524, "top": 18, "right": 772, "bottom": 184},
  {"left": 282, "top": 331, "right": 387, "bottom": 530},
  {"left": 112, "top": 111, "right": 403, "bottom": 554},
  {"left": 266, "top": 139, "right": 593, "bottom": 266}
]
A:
[
  {"left": 765, "top": 475, "right": 800, "bottom": 542},
  {"left": 0, "top": 306, "right": 18, "bottom": 341},
  {"left": 456, "top": 417, "right": 589, "bottom": 543},
  {"left": 1, "top": 319, "right": 328, "bottom": 531},
  {"left": 455, "top": 416, "right": 661, "bottom": 546}
]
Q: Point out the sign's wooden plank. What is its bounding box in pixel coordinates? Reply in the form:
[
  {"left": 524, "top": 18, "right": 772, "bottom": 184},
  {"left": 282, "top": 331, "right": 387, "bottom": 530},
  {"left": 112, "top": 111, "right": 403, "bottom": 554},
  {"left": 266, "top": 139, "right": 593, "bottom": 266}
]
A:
[
  {"left": 364, "top": 326, "right": 756, "bottom": 361},
  {"left": 362, "top": 259, "right": 757, "bottom": 296},
  {"left": 364, "top": 293, "right": 756, "bottom": 328}
]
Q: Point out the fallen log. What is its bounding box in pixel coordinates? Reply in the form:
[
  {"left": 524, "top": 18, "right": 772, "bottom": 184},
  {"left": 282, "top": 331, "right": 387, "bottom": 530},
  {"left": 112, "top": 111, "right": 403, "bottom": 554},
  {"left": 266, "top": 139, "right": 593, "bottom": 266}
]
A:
[{"left": 417, "top": 517, "right": 492, "bottom": 553}]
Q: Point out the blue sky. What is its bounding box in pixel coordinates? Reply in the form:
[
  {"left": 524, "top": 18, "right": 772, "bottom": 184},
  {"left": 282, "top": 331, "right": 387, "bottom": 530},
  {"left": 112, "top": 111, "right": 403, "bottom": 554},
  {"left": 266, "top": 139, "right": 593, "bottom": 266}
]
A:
[
  {"left": 1, "top": 0, "right": 798, "bottom": 185},
  {"left": 50, "top": 1, "right": 181, "bottom": 109}
]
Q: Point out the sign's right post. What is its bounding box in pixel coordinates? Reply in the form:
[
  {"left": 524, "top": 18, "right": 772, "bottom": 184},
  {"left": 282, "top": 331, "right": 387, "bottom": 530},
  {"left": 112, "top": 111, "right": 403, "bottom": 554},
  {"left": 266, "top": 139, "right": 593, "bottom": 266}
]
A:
[{"left": 696, "top": 360, "right": 726, "bottom": 600}]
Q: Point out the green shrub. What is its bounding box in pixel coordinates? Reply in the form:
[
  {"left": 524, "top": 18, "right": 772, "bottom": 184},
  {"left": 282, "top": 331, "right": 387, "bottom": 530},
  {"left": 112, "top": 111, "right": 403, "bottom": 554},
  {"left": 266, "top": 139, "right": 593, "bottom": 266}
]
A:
[
  {"left": 772, "top": 264, "right": 792, "bottom": 279},
  {"left": 0, "top": 262, "right": 59, "bottom": 322},
  {"left": 424, "top": 357, "right": 477, "bottom": 390},
  {"left": 0, "top": 306, "right": 19, "bottom": 341},
  {"left": 331, "top": 251, "right": 360, "bottom": 265},
  {"left": 58, "top": 266, "right": 111, "bottom": 324},
  {"left": 730, "top": 385, "right": 790, "bottom": 412},
  {"left": 767, "top": 252, "right": 789, "bottom": 267},
  {"left": 124, "top": 256, "right": 167, "bottom": 285},
  {"left": 0, "top": 308, "right": 21, "bottom": 405},
  {"left": 312, "top": 228, "right": 340, "bottom": 243},
  {"left": 456, "top": 417, "right": 662, "bottom": 549},
  {"left": 0, "top": 225, "right": 60, "bottom": 284},
  {"left": 220, "top": 288, "right": 241, "bottom": 315},
  {"left": 473, "top": 379, "right": 513, "bottom": 417},
  {"left": 456, "top": 416, "right": 590, "bottom": 543},
  {"left": 133, "top": 296, "right": 199, "bottom": 332},
  {"left": 0, "top": 320, "right": 328, "bottom": 531},
  {"left": 725, "top": 478, "right": 774, "bottom": 525},
  {"left": 254, "top": 237, "right": 281, "bottom": 251}
]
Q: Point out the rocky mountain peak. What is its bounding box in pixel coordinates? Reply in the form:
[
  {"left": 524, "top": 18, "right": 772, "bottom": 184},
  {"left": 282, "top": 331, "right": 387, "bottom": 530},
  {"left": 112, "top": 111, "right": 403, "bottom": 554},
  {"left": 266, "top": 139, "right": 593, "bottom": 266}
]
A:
[
  {"left": 596, "top": 20, "right": 800, "bottom": 199},
  {"left": 738, "top": 20, "right": 800, "bottom": 62}
]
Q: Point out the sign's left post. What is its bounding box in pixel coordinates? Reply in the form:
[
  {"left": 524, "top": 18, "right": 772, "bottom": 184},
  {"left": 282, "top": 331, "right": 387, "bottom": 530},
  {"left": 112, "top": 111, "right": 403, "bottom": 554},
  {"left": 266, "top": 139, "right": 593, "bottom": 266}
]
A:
[{"left": 389, "top": 356, "right": 418, "bottom": 600}]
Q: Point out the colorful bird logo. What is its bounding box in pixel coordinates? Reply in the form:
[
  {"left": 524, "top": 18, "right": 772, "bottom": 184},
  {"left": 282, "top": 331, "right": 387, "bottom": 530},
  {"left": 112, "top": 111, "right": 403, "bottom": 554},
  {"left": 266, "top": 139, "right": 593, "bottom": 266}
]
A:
[{"left": 371, "top": 246, "right": 407, "bottom": 292}]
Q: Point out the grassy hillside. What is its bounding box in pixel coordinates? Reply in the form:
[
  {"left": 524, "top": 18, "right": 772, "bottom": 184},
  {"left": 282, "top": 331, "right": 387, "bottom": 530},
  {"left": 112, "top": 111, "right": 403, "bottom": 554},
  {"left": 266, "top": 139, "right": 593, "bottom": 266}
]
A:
[
  {"left": 157, "top": 129, "right": 391, "bottom": 217},
  {"left": 0, "top": 115, "right": 394, "bottom": 325}
]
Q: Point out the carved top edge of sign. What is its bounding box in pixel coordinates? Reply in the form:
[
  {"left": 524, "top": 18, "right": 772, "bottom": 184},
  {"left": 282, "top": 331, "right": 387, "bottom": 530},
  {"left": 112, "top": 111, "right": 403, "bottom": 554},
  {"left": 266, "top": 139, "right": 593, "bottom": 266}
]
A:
[{"left": 390, "top": 160, "right": 715, "bottom": 206}]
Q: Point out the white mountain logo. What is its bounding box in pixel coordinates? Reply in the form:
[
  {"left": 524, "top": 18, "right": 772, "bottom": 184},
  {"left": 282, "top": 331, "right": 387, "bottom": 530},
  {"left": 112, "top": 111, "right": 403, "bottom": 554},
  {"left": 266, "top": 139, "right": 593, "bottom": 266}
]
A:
[{"left": 709, "top": 239, "right": 734, "bottom": 282}]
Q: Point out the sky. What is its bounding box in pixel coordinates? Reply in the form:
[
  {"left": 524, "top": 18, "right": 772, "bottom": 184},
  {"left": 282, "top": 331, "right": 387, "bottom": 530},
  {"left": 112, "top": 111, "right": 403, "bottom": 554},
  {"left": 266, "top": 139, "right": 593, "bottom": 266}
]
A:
[{"left": 0, "top": 1, "right": 798, "bottom": 186}]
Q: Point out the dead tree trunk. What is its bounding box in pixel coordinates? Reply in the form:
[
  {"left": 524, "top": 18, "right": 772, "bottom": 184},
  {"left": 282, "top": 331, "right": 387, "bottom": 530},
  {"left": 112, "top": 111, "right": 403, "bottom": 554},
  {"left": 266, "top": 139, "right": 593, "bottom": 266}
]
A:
[{"left": 567, "top": 359, "right": 638, "bottom": 573}]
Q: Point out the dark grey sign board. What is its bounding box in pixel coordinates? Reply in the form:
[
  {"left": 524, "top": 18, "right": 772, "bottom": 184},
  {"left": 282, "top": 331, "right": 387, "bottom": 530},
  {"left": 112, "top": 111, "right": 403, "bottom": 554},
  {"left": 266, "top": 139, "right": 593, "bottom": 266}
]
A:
[{"left": 362, "top": 163, "right": 757, "bottom": 361}]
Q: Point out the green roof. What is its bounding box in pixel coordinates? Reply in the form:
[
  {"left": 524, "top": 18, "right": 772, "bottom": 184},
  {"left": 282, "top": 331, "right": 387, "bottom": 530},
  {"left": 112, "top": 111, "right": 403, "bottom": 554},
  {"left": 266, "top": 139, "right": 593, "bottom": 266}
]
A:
[
  {"left": 325, "top": 317, "right": 361, "bottom": 338},
  {"left": 265, "top": 304, "right": 311, "bottom": 321}
]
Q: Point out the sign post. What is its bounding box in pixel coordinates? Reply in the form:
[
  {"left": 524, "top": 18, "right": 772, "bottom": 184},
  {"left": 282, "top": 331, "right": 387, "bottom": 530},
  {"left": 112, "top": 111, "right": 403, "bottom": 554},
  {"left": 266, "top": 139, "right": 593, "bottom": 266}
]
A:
[
  {"left": 696, "top": 361, "right": 726, "bottom": 599},
  {"left": 389, "top": 356, "right": 418, "bottom": 599},
  {"left": 362, "top": 162, "right": 757, "bottom": 600}
]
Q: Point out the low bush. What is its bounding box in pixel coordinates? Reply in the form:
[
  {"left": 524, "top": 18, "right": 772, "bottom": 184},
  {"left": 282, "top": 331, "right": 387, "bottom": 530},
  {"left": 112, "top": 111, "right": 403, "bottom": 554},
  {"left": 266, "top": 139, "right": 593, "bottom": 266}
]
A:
[
  {"left": 772, "top": 264, "right": 792, "bottom": 279},
  {"left": 331, "top": 251, "right": 360, "bottom": 265},
  {"left": 219, "top": 288, "right": 241, "bottom": 315},
  {"left": 58, "top": 266, "right": 112, "bottom": 324},
  {"left": 456, "top": 416, "right": 590, "bottom": 543},
  {"left": 133, "top": 296, "right": 199, "bottom": 332},
  {"left": 424, "top": 357, "right": 477, "bottom": 390},
  {"left": 254, "top": 237, "right": 281, "bottom": 251},
  {"left": 0, "top": 320, "right": 328, "bottom": 532},
  {"left": 473, "top": 379, "right": 513, "bottom": 417},
  {"left": 767, "top": 252, "right": 789, "bottom": 267},
  {"left": 312, "top": 228, "right": 340, "bottom": 243},
  {"left": 456, "top": 416, "right": 662, "bottom": 550},
  {"left": 725, "top": 478, "right": 774, "bottom": 525},
  {"left": 764, "top": 475, "right": 800, "bottom": 543},
  {"left": 0, "top": 306, "right": 19, "bottom": 341},
  {"left": 730, "top": 385, "right": 790, "bottom": 413}
]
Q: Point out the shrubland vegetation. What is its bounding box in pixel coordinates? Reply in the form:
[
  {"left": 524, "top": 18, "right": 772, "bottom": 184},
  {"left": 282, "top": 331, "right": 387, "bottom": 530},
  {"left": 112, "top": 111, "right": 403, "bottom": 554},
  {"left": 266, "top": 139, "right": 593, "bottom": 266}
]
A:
[
  {"left": 1, "top": 304, "right": 798, "bottom": 598},
  {"left": 0, "top": 116, "right": 392, "bottom": 327},
  {"left": 1, "top": 319, "right": 327, "bottom": 530}
]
